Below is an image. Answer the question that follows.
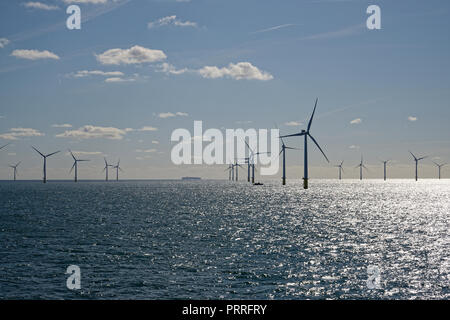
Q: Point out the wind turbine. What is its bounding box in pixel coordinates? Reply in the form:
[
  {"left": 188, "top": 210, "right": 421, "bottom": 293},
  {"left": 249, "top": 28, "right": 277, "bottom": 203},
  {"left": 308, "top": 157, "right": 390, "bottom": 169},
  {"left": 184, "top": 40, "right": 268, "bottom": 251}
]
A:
[
  {"left": 409, "top": 151, "right": 427, "bottom": 181},
  {"left": 275, "top": 123, "right": 300, "bottom": 185},
  {"left": 243, "top": 140, "right": 270, "bottom": 184},
  {"left": 356, "top": 155, "right": 368, "bottom": 180},
  {"left": 225, "top": 164, "right": 233, "bottom": 180},
  {"left": 9, "top": 162, "right": 21, "bottom": 181},
  {"left": 280, "top": 98, "right": 329, "bottom": 189},
  {"left": 69, "top": 150, "right": 89, "bottom": 182},
  {"left": 432, "top": 161, "right": 446, "bottom": 180},
  {"left": 380, "top": 159, "right": 390, "bottom": 181},
  {"left": 31, "top": 146, "right": 60, "bottom": 183},
  {"left": 233, "top": 159, "right": 244, "bottom": 181},
  {"left": 335, "top": 161, "right": 344, "bottom": 180},
  {"left": 103, "top": 158, "right": 114, "bottom": 181},
  {"left": 113, "top": 159, "right": 123, "bottom": 181}
]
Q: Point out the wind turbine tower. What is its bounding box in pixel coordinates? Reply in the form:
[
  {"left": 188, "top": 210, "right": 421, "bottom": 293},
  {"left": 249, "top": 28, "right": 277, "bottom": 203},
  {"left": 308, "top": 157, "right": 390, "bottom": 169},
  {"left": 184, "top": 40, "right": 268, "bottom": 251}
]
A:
[
  {"left": 380, "top": 159, "right": 390, "bottom": 181},
  {"left": 280, "top": 98, "right": 329, "bottom": 189},
  {"left": 31, "top": 146, "right": 60, "bottom": 183},
  {"left": 335, "top": 161, "right": 344, "bottom": 180},
  {"left": 356, "top": 155, "right": 368, "bottom": 180},
  {"left": 113, "top": 159, "right": 123, "bottom": 181},
  {"left": 432, "top": 161, "right": 446, "bottom": 180},
  {"left": 103, "top": 158, "right": 114, "bottom": 181},
  {"left": 69, "top": 150, "right": 89, "bottom": 182}
]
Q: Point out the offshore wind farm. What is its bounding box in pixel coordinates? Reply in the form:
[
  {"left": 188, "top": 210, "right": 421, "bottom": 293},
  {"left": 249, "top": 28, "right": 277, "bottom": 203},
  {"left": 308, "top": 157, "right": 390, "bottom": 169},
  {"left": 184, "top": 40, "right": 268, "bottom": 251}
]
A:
[{"left": 1, "top": 0, "right": 449, "bottom": 302}]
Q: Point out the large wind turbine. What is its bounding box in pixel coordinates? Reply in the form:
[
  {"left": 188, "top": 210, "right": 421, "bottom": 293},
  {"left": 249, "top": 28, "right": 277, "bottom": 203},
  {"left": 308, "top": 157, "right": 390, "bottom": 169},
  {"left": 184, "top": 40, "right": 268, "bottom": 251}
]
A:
[
  {"left": 356, "top": 155, "right": 368, "bottom": 180},
  {"left": 9, "top": 162, "right": 21, "bottom": 181},
  {"left": 103, "top": 158, "right": 113, "bottom": 181},
  {"left": 69, "top": 150, "right": 89, "bottom": 182},
  {"left": 380, "top": 159, "right": 390, "bottom": 181},
  {"left": 409, "top": 151, "right": 427, "bottom": 181},
  {"left": 113, "top": 159, "right": 123, "bottom": 181},
  {"left": 280, "top": 98, "right": 329, "bottom": 189},
  {"left": 335, "top": 161, "right": 344, "bottom": 180},
  {"left": 432, "top": 161, "right": 446, "bottom": 180},
  {"left": 31, "top": 146, "right": 60, "bottom": 183}
]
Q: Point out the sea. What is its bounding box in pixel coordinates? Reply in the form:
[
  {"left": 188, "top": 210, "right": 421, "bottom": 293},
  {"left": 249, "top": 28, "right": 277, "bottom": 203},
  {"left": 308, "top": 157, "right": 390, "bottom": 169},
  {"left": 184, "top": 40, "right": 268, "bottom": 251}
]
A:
[{"left": 0, "top": 179, "right": 449, "bottom": 299}]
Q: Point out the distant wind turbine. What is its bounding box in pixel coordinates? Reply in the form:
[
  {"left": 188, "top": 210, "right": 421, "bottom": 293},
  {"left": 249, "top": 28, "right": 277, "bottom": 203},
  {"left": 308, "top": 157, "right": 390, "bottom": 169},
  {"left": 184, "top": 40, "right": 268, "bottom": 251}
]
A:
[
  {"left": 432, "top": 161, "right": 446, "bottom": 180},
  {"left": 356, "top": 155, "right": 368, "bottom": 180},
  {"left": 31, "top": 146, "right": 60, "bottom": 183},
  {"left": 280, "top": 98, "right": 329, "bottom": 189},
  {"left": 409, "top": 151, "right": 427, "bottom": 181},
  {"left": 69, "top": 150, "right": 89, "bottom": 182},
  {"left": 275, "top": 123, "right": 300, "bottom": 185},
  {"left": 103, "top": 158, "right": 114, "bottom": 181},
  {"left": 335, "top": 161, "right": 344, "bottom": 180},
  {"left": 233, "top": 159, "right": 244, "bottom": 181},
  {"left": 9, "top": 162, "right": 21, "bottom": 181},
  {"left": 113, "top": 159, "right": 123, "bottom": 181},
  {"left": 225, "top": 164, "right": 233, "bottom": 180},
  {"left": 244, "top": 140, "right": 270, "bottom": 184},
  {"left": 380, "top": 159, "right": 390, "bottom": 181}
]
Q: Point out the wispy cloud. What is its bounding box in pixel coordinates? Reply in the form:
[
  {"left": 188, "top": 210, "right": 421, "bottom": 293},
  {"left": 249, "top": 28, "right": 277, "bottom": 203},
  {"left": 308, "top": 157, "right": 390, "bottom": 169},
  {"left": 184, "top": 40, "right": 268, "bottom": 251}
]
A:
[
  {"left": 70, "top": 70, "right": 124, "bottom": 78},
  {"left": 158, "top": 112, "right": 189, "bottom": 119},
  {"left": 56, "top": 125, "right": 127, "bottom": 140},
  {"left": 11, "top": 49, "right": 59, "bottom": 60},
  {"left": 23, "top": 2, "right": 59, "bottom": 10},
  {"left": 0, "top": 38, "right": 10, "bottom": 48},
  {"left": 284, "top": 121, "right": 302, "bottom": 126},
  {"left": 250, "top": 23, "right": 297, "bottom": 34},
  {"left": 300, "top": 24, "right": 365, "bottom": 41},
  {"left": 349, "top": 145, "right": 360, "bottom": 149},
  {"left": 52, "top": 124, "right": 72, "bottom": 128},
  {"left": 148, "top": 15, "right": 197, "bottom": 29},
  {"left": 350, "top": 118, "right": 362, "bottom": 124},
  {"left": 408, "top": 116, "right": 417, "bottom": 122}
]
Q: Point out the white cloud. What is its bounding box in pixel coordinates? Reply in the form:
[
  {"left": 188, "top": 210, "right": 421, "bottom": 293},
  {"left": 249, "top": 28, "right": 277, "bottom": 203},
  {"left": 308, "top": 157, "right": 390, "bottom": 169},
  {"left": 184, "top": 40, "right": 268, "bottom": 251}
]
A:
[
  {"left": 104, "top": 77, "right": 135, "bottom": 83},
  {"left": 158, "top": 112, "right": 189, "bottom": 119},
  {"left": 251, "top": 24, "right": 296, "bottom": 34},
  {"left": 51, "top": 123, "right": 72, "bottom": 128},
  {"left": 158, "top": 63, "right": 188, "bottom": 75},
  {"left": 11, "top": 49, "right": 59, "bottom": 60},
  {"left": 55, "top": 125, "right": 127, "bottom": 140},
  {"left": 284, "top": 121, "right": 301, "bottom": 126},
  {"left": 408, "top": 116, "right": 417, "bottom": 122},
  {"left": 66, "top": 150, "right": 103, "bottom": 156},
  {"left": 71, "top": 70, "right": 124, "bottom": 78},
  {"left": 136, "top": 148, "right": 157, "bottom": 153},
  {"left": 0, "top": 38, "right": 10, "bottom": 48},
  {"left": 349, "top": 145, "right": 360, "bottom": 149},
  {"left": 148, "top": 15, "right": 197, "bottom": 29},
  {"left": 350, "top": 118, "right": 362, "bottom": 124},
  {"left": 152, "top": 140, "right": 159, "bottom": 144},
  {"left": 23, "top": 2, "right": 59, "bottom": 10},
  {"left": 96, "top": 45, "right": 166, "bottom": 65},
  {"left": 0, "top": 127, "right": 44, "bottom": 140},
  {"left": 198, "top": 62, "right": 273, "bottom": 81},
  {"left": 138, "top": 126, "right": 158, "bottom": 132}
]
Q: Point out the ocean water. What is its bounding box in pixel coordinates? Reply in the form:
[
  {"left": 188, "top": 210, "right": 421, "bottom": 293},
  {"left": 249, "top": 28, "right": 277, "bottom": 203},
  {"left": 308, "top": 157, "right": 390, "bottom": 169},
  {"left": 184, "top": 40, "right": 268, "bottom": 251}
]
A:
[{"left": 0, "top": 179, "right": 449, "bottom": 300}]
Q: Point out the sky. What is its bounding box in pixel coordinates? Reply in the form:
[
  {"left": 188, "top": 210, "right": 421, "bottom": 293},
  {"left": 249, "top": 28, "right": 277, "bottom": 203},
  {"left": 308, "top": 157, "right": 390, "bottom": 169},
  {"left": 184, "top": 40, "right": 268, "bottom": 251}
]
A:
[{"left": 0, "top": 0, "right": 450, "bottom": 180}]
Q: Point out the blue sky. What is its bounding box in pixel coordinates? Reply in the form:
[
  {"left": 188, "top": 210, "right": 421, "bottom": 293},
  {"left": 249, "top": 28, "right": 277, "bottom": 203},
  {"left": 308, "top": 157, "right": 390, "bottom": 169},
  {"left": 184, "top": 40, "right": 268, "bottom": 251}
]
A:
[{"left": 0, "top": 0, "right": 450, "bottom": 180}]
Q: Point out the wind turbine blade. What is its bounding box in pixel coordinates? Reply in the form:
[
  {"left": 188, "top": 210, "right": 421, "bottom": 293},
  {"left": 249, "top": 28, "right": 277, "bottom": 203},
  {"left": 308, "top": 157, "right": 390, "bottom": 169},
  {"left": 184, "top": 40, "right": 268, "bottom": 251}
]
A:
[
  {"left": 70, "top": 162, "right": 76, "bottom": 173},
  {"left": 68, "top": 149, "right": 76, "bottom": 161},
  {"left": 279, "top": 132, "right": 306, "bottom": 138},
  {"left": 308, "top": 134, "right": 329, "bottom": 163},
  {"left": 0, "top": 143, "right": 11, "bottom": 150},
  {"left": 31, "top": 146, "right": 45, "bottom": 157},
  {"left": 418, "top": 156, "right": 428, "bottom": 161},
  {"left": 16, "top": 161, "right": 21, "bottom": 167},
  {"left": 119, "top": 167, "right": 124, "bottom": 172},
  {"left": 307, "top": 98, "right": 318, "bottom": 132},
  {"left": 46, "top": 151, "right": 60, "bottom": 157},
  {"left": 341, "top": 160, "right": 344, "bottom": 166},
  {"left": 285, "top": 146, "right": 301, "bottom": 150},
  {"left": 409, "top": 151, "right": 417, "bottom": 161},
  {"left": 341, "top": 167, "right": 345, "bottom": 173},
  {"left": 363, "top": 165, "right": 369, "bottom": 171},
  {"left": 243, "top": 139, "right": 254, "bottom": 154}
]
